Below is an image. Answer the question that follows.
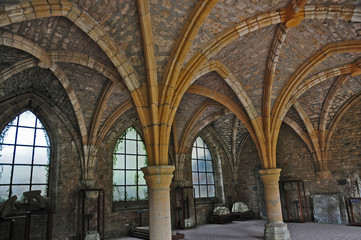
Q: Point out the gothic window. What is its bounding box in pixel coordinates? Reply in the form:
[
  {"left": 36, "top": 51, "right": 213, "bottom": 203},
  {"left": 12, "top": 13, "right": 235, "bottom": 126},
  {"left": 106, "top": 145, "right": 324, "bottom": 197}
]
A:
[
  {"left": 191, "top": 137, "right": 216, "bottom": 198},
  {"left": 113, "top": 127, "right": 148, "bottom": 202},
  {"left": 0, "top": 111, "right": 50, "bottom": 202}
]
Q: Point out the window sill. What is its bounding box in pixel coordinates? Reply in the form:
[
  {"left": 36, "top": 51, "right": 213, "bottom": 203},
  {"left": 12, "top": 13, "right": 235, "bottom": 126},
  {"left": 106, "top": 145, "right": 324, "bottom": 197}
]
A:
[
  {"left": 112, "top": 200, "right": 148, "bottom": 211},
  {"left": 195, "top": 197, "right": 222, "bottom": 205}
]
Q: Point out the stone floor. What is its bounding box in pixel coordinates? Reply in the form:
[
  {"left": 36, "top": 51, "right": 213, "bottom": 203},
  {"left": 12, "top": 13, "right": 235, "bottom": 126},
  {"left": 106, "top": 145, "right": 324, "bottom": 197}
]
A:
[{"left": 110, "top": 220, "right": 361, "bottom": 240}]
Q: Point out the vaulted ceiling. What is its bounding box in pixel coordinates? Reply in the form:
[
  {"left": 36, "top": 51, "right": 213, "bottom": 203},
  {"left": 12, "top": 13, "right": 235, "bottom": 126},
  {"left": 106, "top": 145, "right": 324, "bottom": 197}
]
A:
[{"left": 0, "top": 0, "right": 360, "bottom": 173}]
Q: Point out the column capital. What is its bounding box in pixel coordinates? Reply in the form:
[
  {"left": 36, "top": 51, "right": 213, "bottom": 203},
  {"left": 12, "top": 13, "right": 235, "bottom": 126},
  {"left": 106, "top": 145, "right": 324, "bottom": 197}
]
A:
[
  {"left": 142, "top": 165, "right": 175, "bottom": 189},
  {"left": 259, "top": 168, "right": 282, "bottom": 185},
  {"left": 259, "top": 168, "right": 281, "bottom": 176}
]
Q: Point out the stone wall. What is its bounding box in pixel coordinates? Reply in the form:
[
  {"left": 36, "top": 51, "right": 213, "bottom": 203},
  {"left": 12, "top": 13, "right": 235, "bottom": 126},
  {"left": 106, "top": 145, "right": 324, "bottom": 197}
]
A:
[{"left": 276, "top": 99, "right": 361, "bottom": 222}]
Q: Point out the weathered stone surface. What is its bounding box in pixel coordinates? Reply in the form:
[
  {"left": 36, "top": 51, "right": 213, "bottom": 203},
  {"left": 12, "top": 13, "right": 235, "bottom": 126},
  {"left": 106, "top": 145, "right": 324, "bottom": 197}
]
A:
[
  {"left": 0, "top": 45, "right": 33, "bottom": 71},
  {"left": 3, "top": 17, "right": 114, "bottom": 66},
  {"left": 298, "top": 77, "right": 334, "bottom": 129},
  {"left": 312, "top": 194, "right": 343, "bottom": 224},
  {"left": 212, "top": 25, "right": 276, "bottom": 115},
  {"left": 149, "top": 0, "right": 197, "bottom": 80},
  {"left": 272, "top": 20, "right": 361, "bottom": 108}
]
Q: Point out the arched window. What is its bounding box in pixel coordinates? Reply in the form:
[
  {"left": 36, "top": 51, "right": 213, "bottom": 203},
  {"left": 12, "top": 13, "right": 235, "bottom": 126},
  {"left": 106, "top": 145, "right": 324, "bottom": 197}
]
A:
[
  {"left": 192, "top": 137, "right": 215, "bottom": 198},
  {"left": 113, "top": 127, "right": 148, "bottom": 202},
  {"left": 0, "top": 111, "right": 50, "bottom": 202}
]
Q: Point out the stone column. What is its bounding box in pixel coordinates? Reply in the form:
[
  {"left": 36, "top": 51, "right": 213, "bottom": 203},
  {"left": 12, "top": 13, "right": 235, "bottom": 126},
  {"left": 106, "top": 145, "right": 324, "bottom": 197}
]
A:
[
  {"left": 259, "top": 168, "right": 290, "bottom": 240},
  {"left": 142, "top": 165, "right": 175, "bottom": 240}
]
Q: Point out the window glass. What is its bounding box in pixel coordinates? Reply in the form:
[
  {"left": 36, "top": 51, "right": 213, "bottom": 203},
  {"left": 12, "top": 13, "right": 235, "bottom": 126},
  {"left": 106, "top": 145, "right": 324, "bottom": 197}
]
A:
[
  {"left": 191, "top": 137, "right": 216, "bottom": 199},
  {"left": 0, "top": 111, "right": 50, "bottom": 202},
  {"left": 113, "top": 127, "right": 148, "bottom": 202}
]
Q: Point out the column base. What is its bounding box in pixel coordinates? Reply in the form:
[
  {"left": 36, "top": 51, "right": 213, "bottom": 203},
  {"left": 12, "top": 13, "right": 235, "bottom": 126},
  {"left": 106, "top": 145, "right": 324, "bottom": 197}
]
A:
[{"left": 264, "top": 223, "right": 290, "bottom": 240}]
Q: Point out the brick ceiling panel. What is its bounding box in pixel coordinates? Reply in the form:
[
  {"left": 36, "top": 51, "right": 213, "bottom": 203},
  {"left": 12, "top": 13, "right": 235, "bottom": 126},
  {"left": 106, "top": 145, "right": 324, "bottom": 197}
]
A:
[
  {"left": 149, "top": 0, "right": 198, "bottom": 81},
  {"left": 75, "top": 0, "right": 145, "bottom": 81},
  {"left": 298, "top": 77, "right": 335, "bottom": 130},
  {"left": 175, "top": 93, "right": 210, "bottom": 142},
  {"left": 210, "top": 114, "right": 234, "bottom": 154},
  {"left": 193, "top": 105, "right": 229, "bottom": 134},
  {"left": 2, "top": 17, "right": 113, "bottom": 66},
  {"left": 59, "top": 63, "right": 108, "bottom": 132},
  {"left": 0, "top": 66, "right": 78, "bottom": 128},
  {"left": 326, "top": 76, "right": 361, "bottom": 129},
  {"left": 271, "top": 19, "right": 360, "bottom": 108},
  {"left": 186, "top": 0, "right": 288, "bottom": 65},
  {"left": 285, "top": 106, "right": 308, "bottom": 133},
  {"left": 99, "top": 86, "right": 132, "bottom": 130},
  {"left": 0, "top": 46, "right": 34, "bottom": 72},
  {"left": 212, "top": 25, "right": 276, "bottom": 115},
  {"left": 193, "top": 71, "right": 242, "bottom": 106}
]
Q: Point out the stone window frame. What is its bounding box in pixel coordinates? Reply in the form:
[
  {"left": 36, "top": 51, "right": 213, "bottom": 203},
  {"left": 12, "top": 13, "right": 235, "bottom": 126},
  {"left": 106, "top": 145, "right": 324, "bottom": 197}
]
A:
[
  {"left": 0, "top": 110, "right": 51, "bottom": 202},
  {"left": 112, "top": 126, "right": 149, "bottom": 210}
]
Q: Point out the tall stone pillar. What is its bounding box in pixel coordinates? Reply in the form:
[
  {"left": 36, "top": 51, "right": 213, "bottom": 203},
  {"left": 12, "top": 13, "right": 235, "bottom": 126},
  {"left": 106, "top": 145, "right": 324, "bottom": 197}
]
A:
[
  {"left": 259, "top": 168, "right": 290, "bottom": 240},
  {"left": 142, "top": 165, "right": 175, "bottom": 240}
]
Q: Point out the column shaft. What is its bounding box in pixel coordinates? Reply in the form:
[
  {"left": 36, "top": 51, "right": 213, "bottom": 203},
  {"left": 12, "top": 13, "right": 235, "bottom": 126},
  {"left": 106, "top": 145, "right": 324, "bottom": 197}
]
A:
[
  {"left": 259, "top": 168, "right": 290, "bottom": 240},
  {"left": 142, "top": 165, "right": 175, "bottom": 240}
]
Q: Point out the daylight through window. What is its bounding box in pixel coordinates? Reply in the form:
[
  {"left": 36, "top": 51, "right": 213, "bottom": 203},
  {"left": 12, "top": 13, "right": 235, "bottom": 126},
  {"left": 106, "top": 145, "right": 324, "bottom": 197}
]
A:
[
  {"left": 0, "top": 111, "right": 50, "bottom": 202},
  {"left": 113, "top": 127, "right": 148, "bottom": 202},
  {"left": 192, "top": 137, "right": 216, "bottom": 198}
]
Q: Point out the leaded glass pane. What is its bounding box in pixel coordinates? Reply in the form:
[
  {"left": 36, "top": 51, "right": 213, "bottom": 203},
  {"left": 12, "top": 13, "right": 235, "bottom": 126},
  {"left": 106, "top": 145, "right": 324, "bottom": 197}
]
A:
[
  {"left": 113, "top": 170, "right": 125, "bottom": 185},
  {"left": 192, "top": 160, "right": 198, "bottom": 171},
  {"left": 138, "top": 171, "right": 146, "bottom": 185},
  {"left": 0, "top": 186, "right": 9, "bottom": 202},
  {"left": 35, "top": 129, "right": 49, "bottom": 147},
  {"left": 113, "top": 154, "right": 125, "bottom": 169},
  {"left": 207, "top": 173, "right": 214, "bottom": 184},
  {"left": 113, "top": 186, "right": 125, "bottom": 201},
  {"left": 126, "top": 186, "right": 137, "bottom": 201},
  {"left": 200, "top": 185, "right": 207, "bottom": 198},
  {"left": 0, "top": 165, "right": 12, "bottom": 184},
  {"left": 194, "top": 186, "right": 199, "bottom": 198},
  {"left": 126, "top": 155, "right": 137, "bottom": 169},
  {"left": 32, "top": 166, "right": 48, "bottom": 184},
  {"left": 14, "top": 146, "right": 33, "bottom": 164},
  {"left": 115, "top": 140, "right": 125, "bottom": 154},
  {"left": 126, "top": 170, "right": 137, "bottom": 186},
  {"left": 138, "top": 156, "right": 147, "bottom": 168},
  {"left": 137, "top": 142, "right": 146, "bottom": 155},
  {"left": 208, "top": 185, "right": 215, "bottom": 197},
  {"left": 12, "top": 166, "right": 31, "bottom": 184},
  {"left": 0, "top": 145, "right": 14, "bottom": 164},
  {"left": 192, "top": 173, "right": 198, "bottom": 184},
  {"left": 126, "top": 129, "right": 137, "bottom": 140},
  {"left": 197, "top": 147, "right": 205, "bottom": 159},
  {"left": 2, "top": 126, "right": 16, "bottom": 144},
  {"left": 126, "top": 140, "right": 137, "bottom": 154},
  {"left": 11, "top": 185, "right": 29, "bottom": 200},
  {"left": 16, "top": 127, "right": 34, "bottom": 145},
  {"left": 31, "top": 185, "right": 47, "bottom": 196},
  {"left": 199, "top": 173, "right": 206, "bottom": 184},
  {"left": 33, "top": 147, "right": 49, "bottom": 165},
  {"left": 18, "top": 111, "right": 36, "bottom": 127},
  {"left": 196, "top": 137, "right": 203, "bottom": 147},
  {"left": 138, "top": 186, "right": 148, "bottom": 200},
  {"left": 205, "top": 149, "right": 211, "bottom": 160},
  {"left": 198, "top": 160, "right": 206, "bottom": 172},
  {"left": 206, "top": 161, "right": 213, "bottom": 172}
]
